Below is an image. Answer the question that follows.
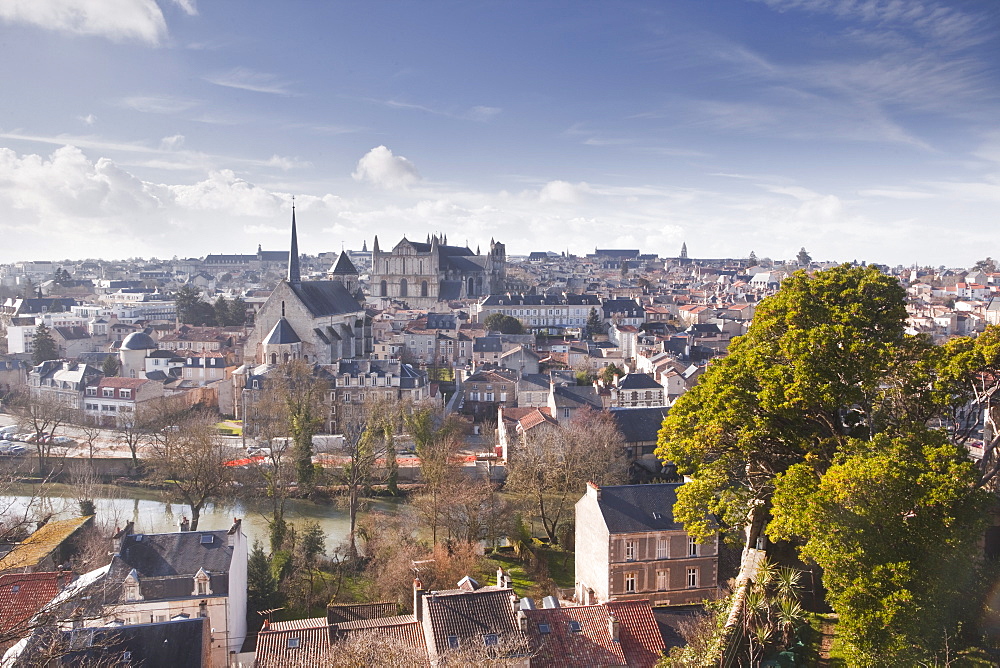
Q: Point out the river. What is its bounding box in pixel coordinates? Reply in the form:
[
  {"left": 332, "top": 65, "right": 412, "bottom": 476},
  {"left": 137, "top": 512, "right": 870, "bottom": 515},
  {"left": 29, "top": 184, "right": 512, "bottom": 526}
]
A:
[{"left": 0, "top": 482, "right": 406, "bottom": 554}]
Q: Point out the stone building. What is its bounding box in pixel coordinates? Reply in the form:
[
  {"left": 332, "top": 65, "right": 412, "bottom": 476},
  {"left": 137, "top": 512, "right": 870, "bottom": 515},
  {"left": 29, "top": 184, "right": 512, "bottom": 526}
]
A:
[
  {"left": 369, "top": 235, "right": 506, "bottom": 308},
  {"left": 575, "top": 482, "right": 718, "bottom": 607},
  {"left": 244, "top": 209, "right": 371, "bottom": 365}
]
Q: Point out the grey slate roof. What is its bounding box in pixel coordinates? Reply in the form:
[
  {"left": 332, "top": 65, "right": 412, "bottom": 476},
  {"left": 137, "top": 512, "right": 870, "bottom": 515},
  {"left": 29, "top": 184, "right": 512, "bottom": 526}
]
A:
[
  {"left": 595, "top": 483, "right": 685, "bottom": 533},
  {"left": 264, "top": 318, "right": 301, "bottom": 345},
  {"left": 618, "top": 373, "right": 663, "bottom": 390},
  {"left": 473, "top": 336, "right": 502, "bottom": 353},
  {"left": 609, "top": 407, "right": 669, "bottom": 444},
  {"left": 107, "top": 530, "right": 235, "bottom": 602},
  {"left": 330, "top": 251, "right": 358, "bottom": 275},
  {"left": 121, "top": 331, "right": 157, "bottom": 350},
  {"left": 289, "top": 281, "right": 361, "bottom": 317},
  {"left": 17, "top": 618, "right": 209, "bottom": 668},
  {"left": 438, "top": 281, "right": 463, "bottom": 301},
  {"left": 422, "top": 587, "right": 519, "bottom": 656}
]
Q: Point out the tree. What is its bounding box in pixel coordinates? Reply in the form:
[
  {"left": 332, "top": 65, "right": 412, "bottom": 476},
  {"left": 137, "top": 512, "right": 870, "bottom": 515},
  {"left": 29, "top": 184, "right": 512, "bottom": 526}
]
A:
[
  {"left": 148, "top": 412, "right": 234, "bottom": 531},
  {"left": 405, "top": 405, "right": 463, "bottom": 545},
  {"left": 656, "top": 264, "right": 996, "bottom": 661},
  {"left": 619, "top": 259, "right": 629, "bottom": 279},
  {"left": 768, "top": 432, "right": 988, "bottom": 664},
  {"left": 749, "top": 250, "right": 757, "bottom": 265},
  {"left": 174, "top": 284, "right": 203, "bottom": 324},
  {"left": 266, "top": 360, "right": 327, "bottom": 489},
  {"left": 336, "top": 399, "right": 398, "bottom": 560},
  {"left": 657, "top": 265, "right": 912, "bottom": 546},
  {"left": 796, "top": 246, "right": 811, "bottom": 266},
  {"left": 31, "top": 323, "right": 58, "bottom": 365},
  {"left": 213, "top": 295, "right": 230, "bottom": 327},
  {"left": 483, "top": 313, "right": 524, "bottom": 335},
  {"left": 101, "top": 354, "right": 120, "bottom": 378},
  {"left": 247, "top": 540, "right": 282, "bottom": 631},
  {"left": 585, "top": 307, "right": 606, "bottom": 339},
  {"left": 13, "top": 390, "right": 75, "bottom": 475},
  {"left": 599, "top": 363, "right": 623, "bottom": 386},
  {"left": 973, "top": 257, "right": 996, "bottom": 273},
  {"left": 505, "top": 408, "right": 628, "bottom": 543},
  {"left": 228, "top": 296, "right": 248, "bottom": 326}
]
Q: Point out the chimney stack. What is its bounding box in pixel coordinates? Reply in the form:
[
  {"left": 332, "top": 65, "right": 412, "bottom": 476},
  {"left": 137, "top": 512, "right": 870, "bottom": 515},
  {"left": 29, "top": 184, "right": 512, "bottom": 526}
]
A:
[
  {"left": 609, "top": 611, "right": 620, "bottom": 642},
  {"left": 413, "top": 578, "right": 425, "bottom": 622}
]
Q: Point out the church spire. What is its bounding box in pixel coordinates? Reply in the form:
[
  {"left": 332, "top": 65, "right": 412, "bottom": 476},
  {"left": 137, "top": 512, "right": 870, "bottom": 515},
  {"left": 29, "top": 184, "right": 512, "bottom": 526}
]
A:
[{"left": 287, "top": 199, "right": 301, "bottom": 285}]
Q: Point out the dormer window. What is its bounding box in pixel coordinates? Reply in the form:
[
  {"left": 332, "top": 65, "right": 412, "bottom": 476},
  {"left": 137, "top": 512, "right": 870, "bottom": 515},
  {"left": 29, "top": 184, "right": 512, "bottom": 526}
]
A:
[{"left": 192, "top": 567, "right": 212, "bottom": 596}]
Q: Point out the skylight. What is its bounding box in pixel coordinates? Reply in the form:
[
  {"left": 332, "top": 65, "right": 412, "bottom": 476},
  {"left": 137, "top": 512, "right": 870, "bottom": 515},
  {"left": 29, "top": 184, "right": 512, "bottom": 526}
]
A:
[
  {"left": 447, "top": 635, "right": 460, "bottom": 649},
  {"left": 569, "top": 620, "right": 582, "bottom": 633},
  {"left": 538, "top": 623, "right": 551, "bottom": 634},
  {"left": 200, "top": 534, "right": 213, "bottom": 544},
  {"left": 483, "top": 633, "right": 498, "bottom": 646},
  {"left": 287, "top": 638, "right": 300, "bottom": 649}
]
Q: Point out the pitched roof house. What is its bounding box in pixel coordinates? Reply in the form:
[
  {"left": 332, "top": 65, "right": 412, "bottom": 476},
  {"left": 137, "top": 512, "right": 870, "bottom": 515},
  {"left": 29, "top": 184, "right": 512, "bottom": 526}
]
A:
[{"left": 575, "top": 483, "right": 718, "bottom": 606}]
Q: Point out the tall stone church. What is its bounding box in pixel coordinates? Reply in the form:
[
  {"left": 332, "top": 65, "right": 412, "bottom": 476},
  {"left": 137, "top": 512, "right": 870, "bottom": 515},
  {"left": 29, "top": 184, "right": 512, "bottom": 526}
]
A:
[
  {"left": 369, "top": 234, "right": 506, "bottom": 309},
  {"left": 244, "top": 208, "right": 371, "bottom": 365}
]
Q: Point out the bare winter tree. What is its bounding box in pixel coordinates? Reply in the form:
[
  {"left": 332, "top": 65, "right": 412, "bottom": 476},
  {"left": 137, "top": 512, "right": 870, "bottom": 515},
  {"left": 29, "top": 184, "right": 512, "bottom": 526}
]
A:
[
  {"left": 10, "top": 389, "right": 75, "bottom": 475},
  {"left": 148, "top": 411, "right": 234, "bottom": 531},
  {"left": 505, "top": 407, "right": 628, "bottom": 544}
]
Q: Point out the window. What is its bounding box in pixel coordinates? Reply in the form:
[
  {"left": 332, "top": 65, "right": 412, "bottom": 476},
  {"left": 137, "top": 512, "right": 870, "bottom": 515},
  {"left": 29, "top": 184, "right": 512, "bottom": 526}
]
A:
[
  {"left": 102, "top": 388, "right": 114, "bottom": 398},
  {"left": 197, "top": 581, "right": 208, "bottom": 595},
  {"left": 200, "top": 534, "right": 214, "bottom": 544},
  {"left": 120, "top": 389, "right": 131, "bottom": 399},
  {"left": 688, "top": 536, "right": 699, "bottom": 557},
  {"left": 625, "top": 572, "right": 636, "bottom": 593},
  {"left": 569, "top": 620, "right": 582, "bottom": 633},
  {"left": 687, "top": 567, "right": 699, "bottom": 588},
  {"left": 483, "top": 633, "right": 498, "bottom": 646},
  {"left": 657, "top": 570, "right": 669, "bottom": 591},
  {"left": 657, "top": 537, "right": 669, "bottom": 559},
  {"left": 287, "top": 638, "right": 301, "bottom": 649},
  {"left": 447, "top": 635, "right": 460, "bottom": 649},
  {"left": 538, "top": 623, "right": 551, "bottom": 635},
  {"left": 563, "top": 408, "right": 570, "bottom": 419},
  {"left": 625, "top": 540, "right": 635, "bottom": 561}
]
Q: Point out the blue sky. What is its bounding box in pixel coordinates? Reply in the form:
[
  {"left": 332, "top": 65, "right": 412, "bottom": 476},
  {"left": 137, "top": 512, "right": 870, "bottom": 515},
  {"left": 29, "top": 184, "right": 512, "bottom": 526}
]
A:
[{"left": 0, "top": 0, "right": 997, "bottom": 267}]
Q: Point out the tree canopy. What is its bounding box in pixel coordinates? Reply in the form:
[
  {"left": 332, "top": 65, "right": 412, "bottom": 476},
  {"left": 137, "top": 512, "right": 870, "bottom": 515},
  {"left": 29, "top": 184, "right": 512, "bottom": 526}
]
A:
[
  {"left": 31, "top": 323, "right": 58, "bottom": 365},
  {"left": 483, "top": 313, "right": 524, "bottom": 335},
  {"left": 656, "top": 264, "right": 997, "bottom": 663}
]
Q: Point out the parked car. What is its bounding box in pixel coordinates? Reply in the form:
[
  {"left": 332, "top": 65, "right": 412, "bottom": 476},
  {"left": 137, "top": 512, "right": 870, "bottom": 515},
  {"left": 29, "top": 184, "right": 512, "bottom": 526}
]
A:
[
  {"left": 0, "top": 426, "right": 18, "bottom": 438},
  {"left": 0, "top": 442, "right": 27, "bottom": 456},
  {"left": 51, "top": 436, "right": 76, "bottom": 447},
  {"left": 13, "top": 433, "right": 33, "bottom": 443}
]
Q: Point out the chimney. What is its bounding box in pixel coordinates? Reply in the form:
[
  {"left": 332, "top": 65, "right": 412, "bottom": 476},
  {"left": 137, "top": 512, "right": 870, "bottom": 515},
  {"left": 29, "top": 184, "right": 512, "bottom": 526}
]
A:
[
  {"left": 227, "top": 518, "right": 242, "bottom": 546},
  {"left": 413, "top": 578, "right": 425, "bottom": 622},
  {"left": 587, "top": 481, "right": 601, "bottom": 500},
  {"left": 517, "top": 609, "right": 528, "bottom": 632},
  {"left": 609, "top": 611, "right": 620, "bottom": 642},
  {"left": 179, "top": 517, "right": 190, "bottom": 532}
]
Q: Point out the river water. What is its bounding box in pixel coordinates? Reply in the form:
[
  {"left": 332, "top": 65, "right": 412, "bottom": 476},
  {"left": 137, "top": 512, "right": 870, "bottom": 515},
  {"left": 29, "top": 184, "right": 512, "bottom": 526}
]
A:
[{"left": 0, "top": 482, "right": 405, "bottom": 554}]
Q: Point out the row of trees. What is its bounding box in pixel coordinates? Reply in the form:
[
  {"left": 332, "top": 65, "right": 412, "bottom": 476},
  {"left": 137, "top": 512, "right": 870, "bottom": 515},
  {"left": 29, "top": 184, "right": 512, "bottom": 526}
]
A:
[
  {"left": 657, "top": 264, "right": 999, "bottom": 664},
  {"left": 174, "top": 284, "right": 247, "bottom": 326}
]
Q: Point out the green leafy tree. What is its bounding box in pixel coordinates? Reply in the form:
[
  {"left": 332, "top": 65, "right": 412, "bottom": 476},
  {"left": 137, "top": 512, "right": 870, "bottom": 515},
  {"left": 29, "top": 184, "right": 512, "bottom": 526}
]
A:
[
  {"left": 585, "top": 307, "right": 606, "bottom": 338},
  {"left": 228, "top": 296, "right": 248, "bottom": 326},
  {"left": 600, "top": 363, "right": 623, "bottom": 386},
  {"left": 31, "top": 323, "right": 59, "bottom": 365},
  {"left": 656, "top": 264, "right": 996, "bottom": 662},
  {"left": 101, "top": 354, "right": 120, "bottom": 378},
  {"left": 213, "top": 295, "right": 230, "bottom": 327},
  {"left": 247, "top": 540, "right": 282, "bottom": 613},
  {"left": 768, "top": 432, "right": 989, "bottom": 664},
  {"left": 483, "top": 313, "right": 524, "bottom": 335},
  {"left": 174, "top": 284, "right": 203, "bottom": 324}
]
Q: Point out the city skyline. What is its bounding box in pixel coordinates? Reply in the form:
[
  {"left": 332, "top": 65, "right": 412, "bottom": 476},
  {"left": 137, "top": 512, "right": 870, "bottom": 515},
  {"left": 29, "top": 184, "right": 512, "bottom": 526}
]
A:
[{"left": 0, "top": 0, "right": 997, "bottom": 266}]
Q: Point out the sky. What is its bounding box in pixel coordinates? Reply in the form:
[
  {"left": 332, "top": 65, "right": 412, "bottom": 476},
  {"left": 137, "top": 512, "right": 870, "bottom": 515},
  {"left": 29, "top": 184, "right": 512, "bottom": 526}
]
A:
[{"left": 0, "top": 0, "right": 997, "bottom": 268}]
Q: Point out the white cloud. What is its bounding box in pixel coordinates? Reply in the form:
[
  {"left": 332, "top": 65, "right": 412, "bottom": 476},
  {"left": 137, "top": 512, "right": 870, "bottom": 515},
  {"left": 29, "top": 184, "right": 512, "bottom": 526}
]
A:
[
  {"left": 538, "top": 180, "right": 590, "bottom": 204},
  {"left": 171, "top": 0, "right": 197, "bottom": 16},
  {"left": 352, "top": 146, "right": 421, "bottom": 189},
  {"left": 159, "top": 134, "right": 185, "bottom": 150},
  {"left": 0, "top": 0, "right": 167, "bottom": 45},
  {"left": 204, "top": 68, "right": 295, "bottom": 96},
  {"left": 124, "top": 95, "right": 200, "bottom": 115},
  {"left": 79, "top": 114, "right": 97, "bottom": 126}
]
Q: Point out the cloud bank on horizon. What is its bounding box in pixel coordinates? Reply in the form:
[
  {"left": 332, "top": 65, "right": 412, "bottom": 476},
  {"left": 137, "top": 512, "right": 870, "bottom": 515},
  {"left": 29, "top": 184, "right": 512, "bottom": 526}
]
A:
[{"left": 0, "top": 0, "right": 996, "bottom": 266}]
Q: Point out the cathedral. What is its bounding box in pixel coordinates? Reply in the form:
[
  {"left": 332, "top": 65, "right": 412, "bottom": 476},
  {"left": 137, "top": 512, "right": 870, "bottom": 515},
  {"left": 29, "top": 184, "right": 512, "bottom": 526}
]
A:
[
  {"left": 244, "top": 208, "right": 371, "bottom": 365},
  {"left": 369, "top": 234, "right": 506, "bottom": 308}
]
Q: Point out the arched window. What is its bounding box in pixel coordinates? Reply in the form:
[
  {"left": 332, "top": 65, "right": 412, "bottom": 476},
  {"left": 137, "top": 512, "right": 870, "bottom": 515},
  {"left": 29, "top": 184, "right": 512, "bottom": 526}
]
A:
[
  {"left": 400, "top": 279, "right": 408, "bottom": 297},
  {"left": 380, "top": 280, "right": 387, "bottom": 296},
  {"left": 421, "top": 281, "right": 428, "bottom": 297},
  {"left": 281, "top": 301, "right": 285, "bottom": 317},
  {"left": 468, "top": 277, "right": 475, "bottom": 296},
  {"left": 283, "top": 353, "right": 290, "bottom": 362},
  {"left": 270, "top": 353, "right": 277, "bottom": 364}
]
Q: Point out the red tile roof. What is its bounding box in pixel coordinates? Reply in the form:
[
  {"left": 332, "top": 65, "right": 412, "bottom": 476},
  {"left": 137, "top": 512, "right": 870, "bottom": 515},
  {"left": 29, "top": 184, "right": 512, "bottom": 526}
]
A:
[
  {"left": 524, "top": 600, "right": 665, "bottom": 668},
  {"left": 0, "top": 571, "right": 70, "bottom": 634},
  {"left": 96, "top": 377, "right": 149, "bottom": 389}
]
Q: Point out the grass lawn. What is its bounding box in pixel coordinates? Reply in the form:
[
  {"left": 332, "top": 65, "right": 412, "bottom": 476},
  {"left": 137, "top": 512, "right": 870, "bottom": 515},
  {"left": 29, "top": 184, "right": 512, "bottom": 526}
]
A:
[{"left": 485, "top": 544, "right": 576, "bottom": 598}]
